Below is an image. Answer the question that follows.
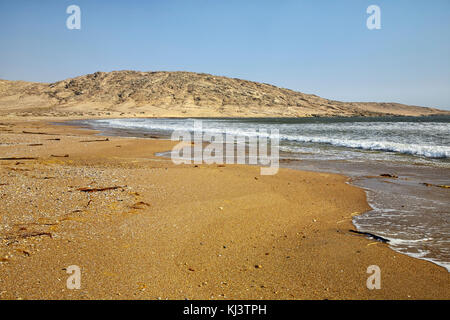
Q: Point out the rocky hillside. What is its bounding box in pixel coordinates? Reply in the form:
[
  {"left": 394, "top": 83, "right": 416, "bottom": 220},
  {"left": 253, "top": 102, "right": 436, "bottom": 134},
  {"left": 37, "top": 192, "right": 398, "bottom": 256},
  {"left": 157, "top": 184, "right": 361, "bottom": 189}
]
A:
[{"left": 0, "top": 70, "right": 447, "bottom": 118}]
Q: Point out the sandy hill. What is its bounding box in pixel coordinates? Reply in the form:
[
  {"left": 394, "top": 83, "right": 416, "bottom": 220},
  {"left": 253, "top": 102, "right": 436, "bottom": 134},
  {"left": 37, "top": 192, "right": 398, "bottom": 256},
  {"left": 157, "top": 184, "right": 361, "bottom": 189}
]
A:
[{"left": 0, "top": 70, "right": 448, "bottom": 118}]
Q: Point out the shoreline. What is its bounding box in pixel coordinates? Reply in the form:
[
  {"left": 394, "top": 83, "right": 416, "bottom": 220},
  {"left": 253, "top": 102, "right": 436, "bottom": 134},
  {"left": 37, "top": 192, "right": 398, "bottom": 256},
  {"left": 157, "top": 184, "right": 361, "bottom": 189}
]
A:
[
  {"left": 0, "top": 118, "right": 448, "bottom": 299},
  {"left": 69, "top": 117, "right": 450, "bottom": 272},
  {"left": 281, "top": 158, "right": 450, "bottom": 272}
]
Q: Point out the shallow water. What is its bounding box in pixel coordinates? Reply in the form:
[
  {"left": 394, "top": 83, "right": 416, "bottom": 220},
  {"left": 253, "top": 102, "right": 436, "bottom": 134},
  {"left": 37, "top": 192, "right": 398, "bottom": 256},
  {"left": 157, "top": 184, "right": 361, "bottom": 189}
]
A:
[{"left": 67, "top": 116, "right": 450, "bottom": 271}]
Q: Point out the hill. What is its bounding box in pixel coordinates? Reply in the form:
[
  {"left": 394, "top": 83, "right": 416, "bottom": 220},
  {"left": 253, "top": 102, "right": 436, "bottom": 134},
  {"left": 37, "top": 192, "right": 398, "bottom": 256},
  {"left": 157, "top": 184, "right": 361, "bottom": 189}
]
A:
[{"left": 0, "top": 70, "right": 447, "bottom": 118}]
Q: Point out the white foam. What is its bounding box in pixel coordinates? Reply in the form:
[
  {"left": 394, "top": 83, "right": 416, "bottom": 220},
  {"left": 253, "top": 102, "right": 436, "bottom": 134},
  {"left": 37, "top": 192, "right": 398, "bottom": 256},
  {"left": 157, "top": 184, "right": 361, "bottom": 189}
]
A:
[
  {"left": 387, "top": 241, "right": 450, "bottom": 272},
  {"left": 387, "top": 237, "right": 434, "bottom": 245},
  {"left": 279, "top": 135, "right": 450, "bottom": 158},
  {"left": 90, "top": 118, "right": 450, "bottom": 159}
]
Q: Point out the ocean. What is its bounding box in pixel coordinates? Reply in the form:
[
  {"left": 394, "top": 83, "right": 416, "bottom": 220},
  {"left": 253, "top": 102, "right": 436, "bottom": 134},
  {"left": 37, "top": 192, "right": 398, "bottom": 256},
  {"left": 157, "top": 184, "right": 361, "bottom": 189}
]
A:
[{"left": 71, "top": 116, "right": 450, "bottom": 271}]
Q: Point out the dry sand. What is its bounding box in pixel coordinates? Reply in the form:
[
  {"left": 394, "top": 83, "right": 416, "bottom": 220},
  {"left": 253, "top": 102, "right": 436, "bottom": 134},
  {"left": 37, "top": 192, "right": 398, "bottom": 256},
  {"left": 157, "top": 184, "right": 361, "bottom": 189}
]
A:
[{"left": 0, "top": 119, "right": 448, "bottom": 300}]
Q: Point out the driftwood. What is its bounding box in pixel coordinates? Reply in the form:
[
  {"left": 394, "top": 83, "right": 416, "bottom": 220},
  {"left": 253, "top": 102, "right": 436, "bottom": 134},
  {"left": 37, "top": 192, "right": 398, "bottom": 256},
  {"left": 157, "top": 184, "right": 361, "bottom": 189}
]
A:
[
  {"left": 22, "top": 131, "right": 56, "bottom": 135},
  {"left": 51, "top": 154, "right": 69, "bottom": 158},
  {"left": 28, "top": 143, "right": 43, "bottom": 146},
  {"left": 77, "top": 185, "right": 126, "bottom": 192},
  {"left": 380, "top": 173, "right": 398, "bottom": 178},
  {"left": 422, "top": 182, "right": 450, "bottom": 189},
  {"left": 349, "top": 230, "right": 390, "bottom": 243},
  {"left": 79, "top": 138, "right": 109, "bottom": 143},
  {"left": 0, "top": 157, "right": 37, "bottom": 161}
]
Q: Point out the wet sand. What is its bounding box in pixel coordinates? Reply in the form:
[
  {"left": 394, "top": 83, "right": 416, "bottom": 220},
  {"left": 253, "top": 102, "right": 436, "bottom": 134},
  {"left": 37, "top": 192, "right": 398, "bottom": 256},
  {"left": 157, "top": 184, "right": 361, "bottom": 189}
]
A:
[
  {"left": 281, "top": 158, "right": 450, "bottom": 271},
  {"left": 0, "top": 119, "right": 449, "bottom": 299}
]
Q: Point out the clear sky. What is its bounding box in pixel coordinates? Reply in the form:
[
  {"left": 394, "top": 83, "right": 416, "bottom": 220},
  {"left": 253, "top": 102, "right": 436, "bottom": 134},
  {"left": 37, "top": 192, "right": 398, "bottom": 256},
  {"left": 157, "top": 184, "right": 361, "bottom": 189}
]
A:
[{"left": 1, "top": 0, "right": 449, "bottom": 109}]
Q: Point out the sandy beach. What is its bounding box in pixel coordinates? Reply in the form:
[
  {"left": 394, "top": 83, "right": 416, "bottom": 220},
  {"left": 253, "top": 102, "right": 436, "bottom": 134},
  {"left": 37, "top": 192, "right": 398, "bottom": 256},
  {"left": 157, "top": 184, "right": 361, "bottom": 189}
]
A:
[{"left": 0, "top": 119, "right": 447, "bottom": 300}]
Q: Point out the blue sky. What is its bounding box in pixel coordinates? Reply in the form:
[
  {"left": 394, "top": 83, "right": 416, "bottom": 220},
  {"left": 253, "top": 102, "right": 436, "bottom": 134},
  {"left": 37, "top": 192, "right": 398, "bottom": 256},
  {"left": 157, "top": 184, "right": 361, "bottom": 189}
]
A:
[{"left": 1, "top": 0, "right": 449, "bottom": 109}]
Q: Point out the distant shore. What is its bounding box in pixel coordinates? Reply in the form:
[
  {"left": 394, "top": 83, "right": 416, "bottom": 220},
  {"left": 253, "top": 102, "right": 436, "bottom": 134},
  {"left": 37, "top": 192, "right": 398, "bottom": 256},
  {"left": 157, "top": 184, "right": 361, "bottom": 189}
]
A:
[{"left": 0, "top": 118, "right": 448, "bottom": 299}]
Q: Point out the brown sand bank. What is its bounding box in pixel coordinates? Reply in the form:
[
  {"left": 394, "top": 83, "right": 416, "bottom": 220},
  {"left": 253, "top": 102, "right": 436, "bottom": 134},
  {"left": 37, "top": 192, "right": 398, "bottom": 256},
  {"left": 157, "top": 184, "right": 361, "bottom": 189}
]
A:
[{"left": 0, "top": 120, "right": 448, "bottom": 300}]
